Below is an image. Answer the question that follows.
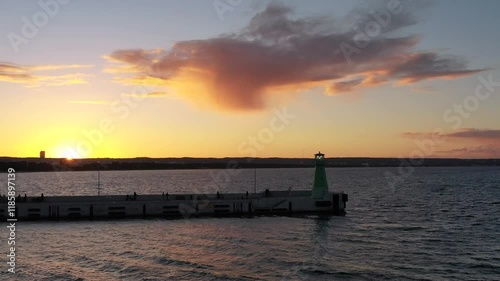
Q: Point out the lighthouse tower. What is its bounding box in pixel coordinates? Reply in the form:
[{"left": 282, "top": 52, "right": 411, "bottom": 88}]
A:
[{"left": 312, "top": 152, "right": 329, "bottom": 199}]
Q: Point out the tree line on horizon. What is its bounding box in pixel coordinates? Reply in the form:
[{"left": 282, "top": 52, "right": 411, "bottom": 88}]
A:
[{"left": 0, "top": 158, "right": 498, "bottom": 172}]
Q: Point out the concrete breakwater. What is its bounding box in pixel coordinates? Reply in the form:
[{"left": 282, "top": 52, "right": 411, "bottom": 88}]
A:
[
  {"left": 1, "top": 152, "right": 349, "bottom": 221},
  {"left": 0, "top": 190, "right": 347, "bottom": 221}
]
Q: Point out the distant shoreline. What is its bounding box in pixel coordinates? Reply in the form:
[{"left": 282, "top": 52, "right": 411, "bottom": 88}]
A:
[{"left": 0, "top": 157, "right": 498, "bottom": 172}]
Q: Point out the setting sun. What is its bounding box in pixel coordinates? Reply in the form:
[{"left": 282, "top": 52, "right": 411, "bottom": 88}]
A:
[{"left": 51, "top": 145, "right": 81, "bottom": 160}]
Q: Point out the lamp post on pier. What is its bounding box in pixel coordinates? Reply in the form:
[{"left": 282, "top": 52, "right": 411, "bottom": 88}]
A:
[{"left": 97, "top": 160, "right": 101, "bottom": 196}]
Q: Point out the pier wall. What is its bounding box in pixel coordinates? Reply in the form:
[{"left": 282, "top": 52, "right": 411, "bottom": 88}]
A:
[{"left": 1, "top": 191, "right": 347, "bottom": 221}]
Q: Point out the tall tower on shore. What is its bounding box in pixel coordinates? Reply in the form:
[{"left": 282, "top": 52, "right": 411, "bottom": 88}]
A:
[
  {"left": 40, "top": 151, "right": 46, "bottom": 159},
  {"left": 312, "top": 152, "right": 328, "bottom": 199}
]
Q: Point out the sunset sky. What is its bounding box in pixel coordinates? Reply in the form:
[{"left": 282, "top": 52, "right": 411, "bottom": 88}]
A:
[{"left": 1, "top": 0, "right": 499, "bottom": 159}]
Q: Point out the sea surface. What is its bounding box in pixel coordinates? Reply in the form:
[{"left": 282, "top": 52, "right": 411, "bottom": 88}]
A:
[{"left": 1, "top": 167, "right": 499, "bottom": 280}]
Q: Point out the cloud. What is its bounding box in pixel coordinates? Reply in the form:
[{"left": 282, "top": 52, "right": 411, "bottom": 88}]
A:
[
  {"left": 389, "top": 53, "right": 484, "bottom": 84},
  {"left": 403, "top": 128, "right": 500, "bottom": 157},
  {"left": 0, "top": 62, "right": 93, "bottom": 86},
  {"left": 147, "top": 91, "right": 169, "bottom": 97},
  {"left": 445, "top": 128, "right": 500, "bottom": 139},
  {"left": 401, "top": 131, "right": 444, "bottom": 139},
  {"left": 0, "top": 63, "right": 32, "bottom": 83},
  {"left": 31, "top": 73, "right": 91, "bottom": 87},
  {"left": 326, "top": 77, "right": 365, "bottom": 95},
  {"left": 103, "top": 49, "right": 162, "bottom": 74},
  {"left": 105, "top": 1, "right": 486, "bottom": 111},
  {"left": 437, "top": 145, "right": 498, "bottom": 156},
  {"left": 69, "top": 100, "right": 110, "bottom": 105},
  {"left": 403, "top": 128, "right": 500, "bottom": 140},
  {"left": 122, "top": 91, "right": 169, "bottom": 98},
  {"left": 27, "top": 64, "right": 95, "bottom": 71}
]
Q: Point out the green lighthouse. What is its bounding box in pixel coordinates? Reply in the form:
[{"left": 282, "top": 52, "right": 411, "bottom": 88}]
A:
[{"left": 311, "top": 151, "right": 328, "bottom": 199}]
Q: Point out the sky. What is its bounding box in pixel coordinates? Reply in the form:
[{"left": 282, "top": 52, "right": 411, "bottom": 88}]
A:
[{"left": 1, "top": 0, "right": 499, "bottom": 159}]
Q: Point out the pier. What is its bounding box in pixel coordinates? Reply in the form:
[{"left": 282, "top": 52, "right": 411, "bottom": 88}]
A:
[
  {"left": 1, "top": 152, "right": 348, "bottom": 221},
  {"left": 1, "top": 190, "right": 347, "bottom": 221}
]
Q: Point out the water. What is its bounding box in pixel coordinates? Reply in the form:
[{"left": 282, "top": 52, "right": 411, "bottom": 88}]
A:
[{"left": 1, "top": 167, "right": 499, "bottom": 280}]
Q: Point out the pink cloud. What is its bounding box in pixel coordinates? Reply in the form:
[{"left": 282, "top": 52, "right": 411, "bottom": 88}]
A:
[
  {"left": 437, "top": 145, "right": 499, "bottom": 158},
  {"left": 0, "top": 62, "right": 93, "bottom": 86},
  {"left": 446, "top": 128, "right": 500, "bottom": 139},
  {"left": 105, "top": 2, "right": 486, "bottom": 110}
]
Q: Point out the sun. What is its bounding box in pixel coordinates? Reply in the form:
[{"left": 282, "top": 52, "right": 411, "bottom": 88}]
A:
[
  {"left": 53, "top": 145, "right": 81, "bottom": 160},
  {"left": 63, "top": 149, "right": 80, "bottom": 160}
]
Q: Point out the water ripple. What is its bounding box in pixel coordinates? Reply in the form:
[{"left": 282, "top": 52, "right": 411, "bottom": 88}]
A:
[{"left": 1, "top": 167, "right": 499, "bottom": 280}]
